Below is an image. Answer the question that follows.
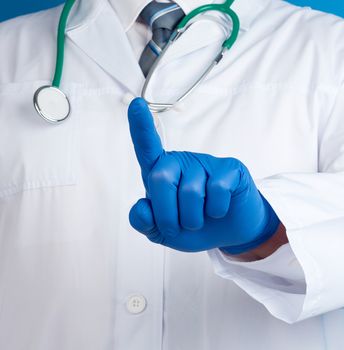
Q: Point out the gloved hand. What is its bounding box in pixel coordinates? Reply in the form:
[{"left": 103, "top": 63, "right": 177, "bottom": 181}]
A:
[{"left": 128, "top": 98, "right": 280, "bottom": 254}]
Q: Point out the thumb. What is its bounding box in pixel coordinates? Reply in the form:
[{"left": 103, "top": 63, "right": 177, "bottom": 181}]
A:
[
  {"left": 129, "top": 198, "right": 165, "bottom": 245},
  {"left": 128, "top": 98, "right": 164, "bottom": 179}
]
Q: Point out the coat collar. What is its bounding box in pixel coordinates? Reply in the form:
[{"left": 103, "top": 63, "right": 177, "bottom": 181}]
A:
[
  {"left": 65, "top": 0, "right": 272, "bottom": 95},
  {"left": 66, "top": 0, "right": 272, "bottom": 33}
]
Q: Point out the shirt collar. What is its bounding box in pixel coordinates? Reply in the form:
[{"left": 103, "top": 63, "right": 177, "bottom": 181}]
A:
[{"left": 67, "top": 0, "right": 272, "bottom": 33}]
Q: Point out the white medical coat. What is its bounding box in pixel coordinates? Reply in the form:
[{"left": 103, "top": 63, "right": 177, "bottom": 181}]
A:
[{"left": 0, "top": 0, "right": 344, "bottom": 349}]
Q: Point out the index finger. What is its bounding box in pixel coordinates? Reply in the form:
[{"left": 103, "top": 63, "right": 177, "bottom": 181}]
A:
[{"left": 128, "top": 98, "right": 164, "bottom": 180}]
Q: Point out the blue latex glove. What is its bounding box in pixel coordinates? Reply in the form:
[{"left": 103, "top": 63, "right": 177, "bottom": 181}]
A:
[{"left": 128, "top": 98, "right": 280, "bottom": 254}]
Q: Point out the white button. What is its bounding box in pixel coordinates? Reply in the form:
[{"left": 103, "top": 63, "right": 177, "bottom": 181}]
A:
[
  {"left": 122, "top": 92, "right": 136, "bottom": 106},
  {"left": 126, "top": 294, "right": 147, "bottom": 314}
]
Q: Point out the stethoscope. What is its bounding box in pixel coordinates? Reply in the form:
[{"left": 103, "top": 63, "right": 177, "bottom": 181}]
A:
[{"left": 33, "top": 0, "right": 240, "bottom": 124}]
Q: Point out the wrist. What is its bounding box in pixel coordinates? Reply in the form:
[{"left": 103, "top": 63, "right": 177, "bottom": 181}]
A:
[
  {"left": 220, "top": 197, "right": 280, "bottom": 255},
  {"left": 221, "top": 223, "right": 288, "bottom": 262}
]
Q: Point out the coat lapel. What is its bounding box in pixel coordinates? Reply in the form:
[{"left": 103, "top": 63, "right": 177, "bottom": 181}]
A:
[{"left": 66, "top": 0, "right": 145, "bottom": 95}]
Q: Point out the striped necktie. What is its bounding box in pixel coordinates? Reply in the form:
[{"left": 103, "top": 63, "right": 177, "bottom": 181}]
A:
[{"left": 139, "top": 1, "right": 185, "bottom": 77}]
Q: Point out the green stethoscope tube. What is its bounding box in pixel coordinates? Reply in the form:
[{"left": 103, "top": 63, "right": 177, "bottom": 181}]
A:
[
  {"left": 177, "top": 0, "right": 240, "bottom": 51},
  {"left": 52, "top": 0, "right": 77, "bottom": 88}
]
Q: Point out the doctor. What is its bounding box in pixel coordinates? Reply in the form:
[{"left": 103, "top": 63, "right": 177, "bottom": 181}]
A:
[{"left": 0, "top": 0, "right": 344, "bottom": 349}]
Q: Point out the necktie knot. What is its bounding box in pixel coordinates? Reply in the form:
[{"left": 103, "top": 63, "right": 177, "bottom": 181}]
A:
[
  {"left": 140, "top": 1, "right": 185, "bottom": 31},
  {"left": 139, "top": 1, "right": 185, "bottom": 77}
]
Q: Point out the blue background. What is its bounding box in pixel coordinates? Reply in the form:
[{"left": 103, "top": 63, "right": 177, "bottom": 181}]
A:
[{"left": 0, "top": 0, "right": 343, "bottom": 22}]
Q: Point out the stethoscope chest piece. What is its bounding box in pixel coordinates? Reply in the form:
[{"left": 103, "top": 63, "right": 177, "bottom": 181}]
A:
[{"left": 33, "top": 86, "right": 71, "bottom": 124}]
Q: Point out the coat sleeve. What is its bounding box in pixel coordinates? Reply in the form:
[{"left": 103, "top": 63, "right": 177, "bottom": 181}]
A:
[{"left": 208, "top": 80, "right": 344, "bottom": 324}]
